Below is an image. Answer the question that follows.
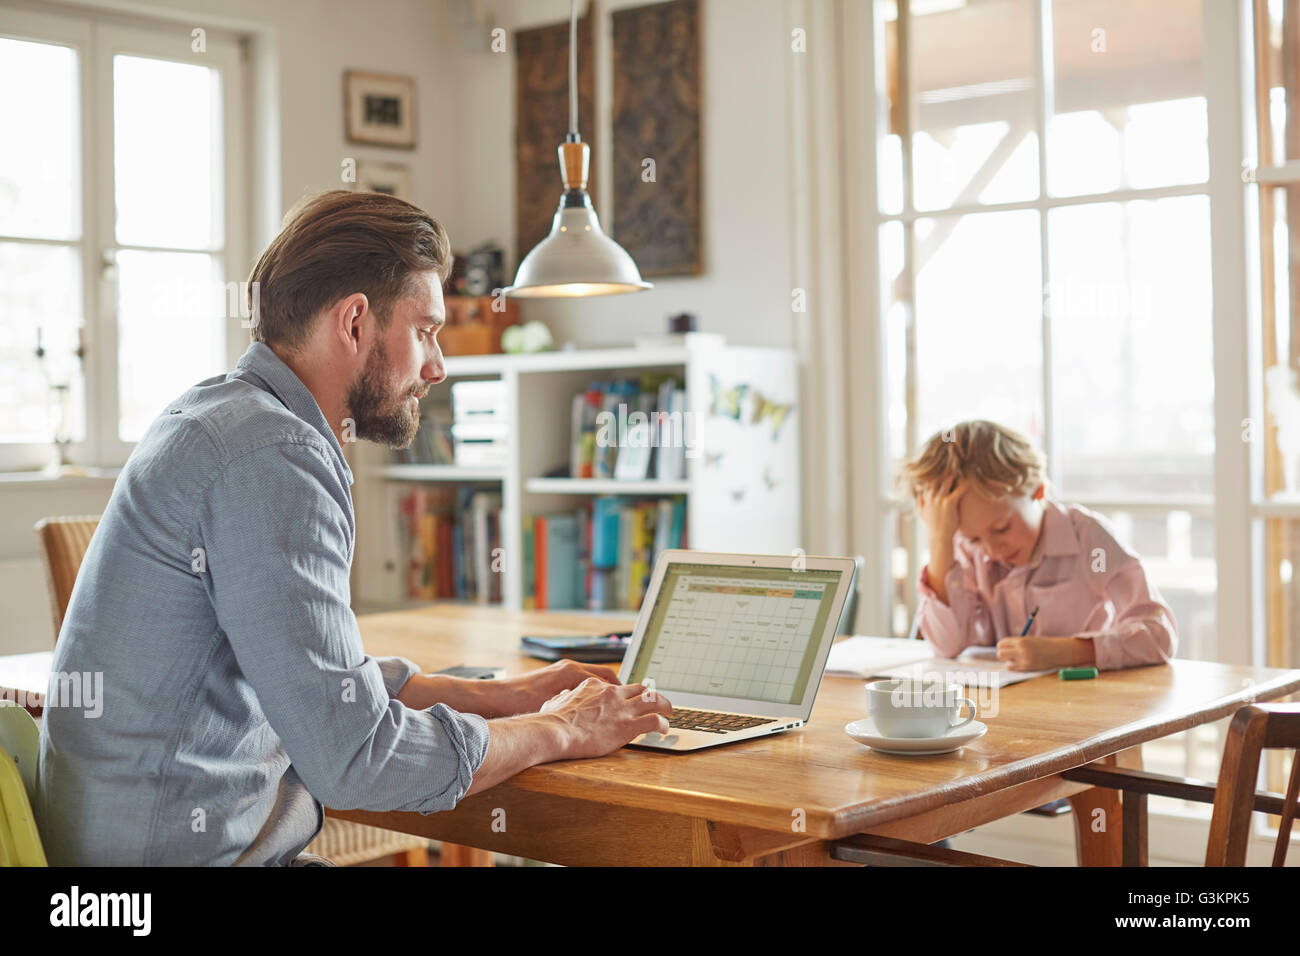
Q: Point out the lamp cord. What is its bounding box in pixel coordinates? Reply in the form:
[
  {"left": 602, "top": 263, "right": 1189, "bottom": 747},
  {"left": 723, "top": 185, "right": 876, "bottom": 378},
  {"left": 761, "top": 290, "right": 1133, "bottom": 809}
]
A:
[{"left": 568, "top": 0, "right": 578, "bottom": 137}]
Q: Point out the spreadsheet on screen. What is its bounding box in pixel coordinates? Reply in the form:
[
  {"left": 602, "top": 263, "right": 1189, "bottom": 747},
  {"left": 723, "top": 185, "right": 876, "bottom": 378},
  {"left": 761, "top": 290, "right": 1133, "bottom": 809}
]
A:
[{"left": 626, "top": 563, "right": 842, "bottom": 705}]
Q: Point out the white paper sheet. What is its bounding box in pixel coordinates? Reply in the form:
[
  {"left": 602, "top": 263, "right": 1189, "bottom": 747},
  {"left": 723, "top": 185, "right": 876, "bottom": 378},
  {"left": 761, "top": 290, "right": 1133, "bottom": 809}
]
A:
[
  {"left": 825, "top": 635, "right": 1054, "bottom": 687},
  {"left": 825, "top": 636, "right": 934, "bottom": 676}
]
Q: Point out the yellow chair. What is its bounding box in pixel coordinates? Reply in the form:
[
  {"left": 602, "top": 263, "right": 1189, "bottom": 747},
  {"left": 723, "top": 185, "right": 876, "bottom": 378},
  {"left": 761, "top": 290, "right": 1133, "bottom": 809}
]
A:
[
  {"left": 33, "top": 515, "right": 431, "bottom": 867},
  {"left": 0, "top": 705, "right": 47, "bottom": 866}
]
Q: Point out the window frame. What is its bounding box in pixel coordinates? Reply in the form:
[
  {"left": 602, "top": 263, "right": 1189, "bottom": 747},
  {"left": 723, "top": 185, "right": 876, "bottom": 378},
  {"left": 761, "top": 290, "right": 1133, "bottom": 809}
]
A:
[
  {"left": 871, "top": 0, "right": 1251, "bottom": 672},
  {"left": 0, "top": 7, "right": 247, "bottom": 471}
]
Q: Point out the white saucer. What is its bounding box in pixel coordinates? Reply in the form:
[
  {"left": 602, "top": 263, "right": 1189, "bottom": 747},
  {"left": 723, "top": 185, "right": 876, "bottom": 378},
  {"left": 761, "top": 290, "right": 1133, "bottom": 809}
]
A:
[{"left": 844, "top": 717, "right": 988, "bottom": 755}]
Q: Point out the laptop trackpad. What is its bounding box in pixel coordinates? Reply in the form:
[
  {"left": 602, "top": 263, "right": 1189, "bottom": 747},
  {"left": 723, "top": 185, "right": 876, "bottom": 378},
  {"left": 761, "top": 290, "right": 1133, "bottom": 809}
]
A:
[{"left": 638, "top": 733, "right": 679, "bottom": 746}]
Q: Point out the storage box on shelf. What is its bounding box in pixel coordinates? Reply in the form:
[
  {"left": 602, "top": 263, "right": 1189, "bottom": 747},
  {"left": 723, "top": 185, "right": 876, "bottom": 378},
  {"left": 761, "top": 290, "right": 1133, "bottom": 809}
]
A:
[
  {"left": 350, "top": 338, "right": 800, "bottom": 612},
  {"left": 450, "top": 380, "right": 508, "bottom": 468}
]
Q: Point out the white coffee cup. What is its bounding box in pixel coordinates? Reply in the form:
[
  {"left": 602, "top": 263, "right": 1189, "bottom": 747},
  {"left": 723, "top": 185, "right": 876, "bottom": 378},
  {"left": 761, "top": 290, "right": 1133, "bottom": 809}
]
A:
[{"left": 866, "top": 678, "right": 977, "bottom": 739}]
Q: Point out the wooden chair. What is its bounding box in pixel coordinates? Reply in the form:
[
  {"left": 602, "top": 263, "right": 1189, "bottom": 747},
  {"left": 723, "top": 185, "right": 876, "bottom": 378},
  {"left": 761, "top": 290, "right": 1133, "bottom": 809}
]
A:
[
  {"left": 830, "top": 833, "right": 1033, "bottom": 866},
  {"left": 32, "top": 515, "right": 431, "bottom": 868},
  {"left": 33, "top": 517, "right": 100, "bottom": 638},
  {"left": 1062, "top": 702, "right": 1300, "bottom": 866}
]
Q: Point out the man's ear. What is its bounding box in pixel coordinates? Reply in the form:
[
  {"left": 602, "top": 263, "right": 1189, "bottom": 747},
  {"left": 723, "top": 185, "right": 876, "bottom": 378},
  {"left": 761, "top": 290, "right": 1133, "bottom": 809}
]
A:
[{"left": 330, "top": 293, "right": 369, "bottom": 355}]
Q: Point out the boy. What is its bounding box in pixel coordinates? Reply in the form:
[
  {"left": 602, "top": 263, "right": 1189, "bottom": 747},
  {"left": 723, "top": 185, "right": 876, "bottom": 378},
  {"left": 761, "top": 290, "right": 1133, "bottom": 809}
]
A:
[{"left": 901, "top": 420, "right": 1177, "bottom": 671}]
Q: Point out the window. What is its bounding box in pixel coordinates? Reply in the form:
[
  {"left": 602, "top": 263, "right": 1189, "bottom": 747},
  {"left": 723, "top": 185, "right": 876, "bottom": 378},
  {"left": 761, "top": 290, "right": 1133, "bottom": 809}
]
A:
[
  {"left": 874, "top": 0, "right": 1226, "bottom": 801},
  {"left": 0, "top": 8, "right": 245, "bottom": 471},
  {"left": 1248, "top": 0, "right": 1300, "bottom": 806}
]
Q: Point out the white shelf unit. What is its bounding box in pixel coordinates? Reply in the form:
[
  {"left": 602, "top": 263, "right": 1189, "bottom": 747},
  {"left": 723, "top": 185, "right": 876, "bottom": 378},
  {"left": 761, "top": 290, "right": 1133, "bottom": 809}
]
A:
[
  {"left": 523, "top": 477, "right": 692, "bottom": 495},
  {"left": 378, "top": 464, "right": 505, "bottom": 482},
  {"left": 350, "top": 341, "right": 802, "bottom": 611}
]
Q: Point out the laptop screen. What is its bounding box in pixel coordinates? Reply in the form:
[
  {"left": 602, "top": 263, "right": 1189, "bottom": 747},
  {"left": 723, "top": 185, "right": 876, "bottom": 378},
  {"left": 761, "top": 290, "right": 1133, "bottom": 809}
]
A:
[{"left": 625, "top": 562, "right": 845, "bottom": 705}]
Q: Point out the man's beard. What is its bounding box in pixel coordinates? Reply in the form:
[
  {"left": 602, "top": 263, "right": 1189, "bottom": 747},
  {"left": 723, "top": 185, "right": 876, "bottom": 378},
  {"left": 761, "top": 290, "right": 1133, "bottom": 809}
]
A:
[{"left": 345, "top": 341, "right": 421, "bottom": 448}]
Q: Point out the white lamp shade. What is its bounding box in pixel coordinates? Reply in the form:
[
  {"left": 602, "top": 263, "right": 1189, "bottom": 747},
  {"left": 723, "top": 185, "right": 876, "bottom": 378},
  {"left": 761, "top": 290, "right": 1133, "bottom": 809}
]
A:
[{"left": 504, "top": 198, "right": 652, "bottom": 298}]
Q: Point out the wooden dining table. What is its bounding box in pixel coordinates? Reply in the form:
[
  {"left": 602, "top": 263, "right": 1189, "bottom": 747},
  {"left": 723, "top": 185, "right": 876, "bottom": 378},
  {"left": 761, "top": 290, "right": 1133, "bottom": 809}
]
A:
[{"left": 326, "top": 604, "right": 1300, "bottom": 867}]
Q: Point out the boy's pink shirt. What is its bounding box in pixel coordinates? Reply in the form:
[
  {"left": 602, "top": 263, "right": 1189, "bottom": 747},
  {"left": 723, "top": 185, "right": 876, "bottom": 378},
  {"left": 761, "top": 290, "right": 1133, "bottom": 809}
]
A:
[{"left": 916, "top": 499, "right": 1178, "bottom": 670}]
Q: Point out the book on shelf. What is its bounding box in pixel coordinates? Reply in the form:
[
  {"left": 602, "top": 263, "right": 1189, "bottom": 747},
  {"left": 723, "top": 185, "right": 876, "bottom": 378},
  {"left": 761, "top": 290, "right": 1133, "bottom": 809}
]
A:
[
  {"left": 525, "top": 495, "right": 687, "bottom": 612},
  {"left": 398, "top": 486, "right": 502, "bottom": 603},
  {"left": 569, "top": 376, "right": 687, "bottom": 482}
]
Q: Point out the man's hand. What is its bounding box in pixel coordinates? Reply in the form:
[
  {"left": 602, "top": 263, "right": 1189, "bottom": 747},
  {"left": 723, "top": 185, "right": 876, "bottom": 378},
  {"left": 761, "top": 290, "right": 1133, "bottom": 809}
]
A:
[
  {"left": 540, "top": 678, "right": 674, "bottom": 760},
  {"left": 996, "top": 636, "right": 1096, "bottom": 671},
  {"left": 396, "top": 659, "right": 619, "bottom": 718},
  {"left": 464, "top": 678, "right": 675, "bottom": 797},
  {"left": 498, "top": 659, "right": 620, "bottom": 715}
]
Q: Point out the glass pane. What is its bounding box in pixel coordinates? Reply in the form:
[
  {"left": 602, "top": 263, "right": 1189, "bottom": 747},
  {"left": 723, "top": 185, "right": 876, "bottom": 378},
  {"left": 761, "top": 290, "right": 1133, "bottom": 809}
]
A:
[
  {"left": 880, "top": 221, "right": 909, "bottom": 464},
  {"left": 888, "top": 508, "right": 918, "bottom": 639},
  {"left": 114, "top": 54, "right": 222, "bottom": 249},
  {"left": 0, "top": 37, "right": 79, "bottom": 240},
  {"left": 913, "top": 209, "right": 1043, "bottom": 443},
  {"left": 1089, "top": 505, "right": 1220, "bottom": 815},
  {"left": 1049, "top": 197, "right": 1214, "bottom": 496},
  {"left": 116, "top": 250, "right": 225, "bottom": 442},
  {"left": 911, "top": 0, "right": 1039, "bottom": 210},
  {"left": 1270, "top": 186, "right": 1292, "bottom": 382},
  {"left": 1262, "top": 517, "right": 1300, "bottom": 667},
  {"left": 1261, "top": 0, "right": 1300, "bottom": 167},
  {"left": 1049, "top": 0, "right": 1206, "bottom": 196},
  {"left": 1264, "top": 185, "right": 1300, "bottom": 501},
  {"left": 1256, "top": 517, "right": 1300, "bottom": 826},
  {"left": 877, "top": 1, "right": 903, "bottom": 214},
  {"left": 1088, "top": 507, "right": 1217, "bottom": 659},
  {"left": 0, "top": 242, "right": 84, "bottom": 443}
]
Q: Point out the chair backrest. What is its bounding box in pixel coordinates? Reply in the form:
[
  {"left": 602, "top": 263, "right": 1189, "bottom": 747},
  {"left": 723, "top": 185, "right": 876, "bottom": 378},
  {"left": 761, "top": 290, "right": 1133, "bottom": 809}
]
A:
[
  {"left": 33, "top": 516, "right": 100, "bottom": 641},
  {"left": 0, "top": 706, "right": 47, "bottom": 866},
  {"left": 835, "top": 556, "right": 865, "bottom": 636},
  {"left": 0, "top": 706, "right": 39, "bottom": 803},
  {"left": 1206, "top": 703, "right": 1300, "bottom": 866}
]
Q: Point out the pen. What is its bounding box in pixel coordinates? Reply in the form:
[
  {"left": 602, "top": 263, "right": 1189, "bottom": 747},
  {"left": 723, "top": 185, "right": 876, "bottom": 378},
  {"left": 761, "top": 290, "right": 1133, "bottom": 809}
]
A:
[{"left": 1019, "top": 606, "right": 1040, "bottom": 637}]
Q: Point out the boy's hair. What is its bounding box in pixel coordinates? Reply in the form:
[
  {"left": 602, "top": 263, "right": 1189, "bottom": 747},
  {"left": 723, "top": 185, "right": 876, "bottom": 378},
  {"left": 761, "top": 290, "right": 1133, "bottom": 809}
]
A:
[
  {"left": 899, "top": 420, "right": 1047, "bottom": 500},
  {"left": 246, "top": 189, "right": 453, "bottom": 352}
]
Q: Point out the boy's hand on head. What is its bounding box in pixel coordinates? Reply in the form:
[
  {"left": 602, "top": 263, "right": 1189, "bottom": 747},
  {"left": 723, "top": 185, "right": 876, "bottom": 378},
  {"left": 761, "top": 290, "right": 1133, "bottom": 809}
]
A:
[
  {"left": 917, "top": 478, "right": 968, "bottom": 604},
  {"left": 918, "top": 478, "right": 967, "bottom": 546}
]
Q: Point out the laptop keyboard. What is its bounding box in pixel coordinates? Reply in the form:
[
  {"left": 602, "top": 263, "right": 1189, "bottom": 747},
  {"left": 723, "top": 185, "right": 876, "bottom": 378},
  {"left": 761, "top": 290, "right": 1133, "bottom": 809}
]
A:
[{"left": 667, "top": 708, "right": 778, "bottom": 735}]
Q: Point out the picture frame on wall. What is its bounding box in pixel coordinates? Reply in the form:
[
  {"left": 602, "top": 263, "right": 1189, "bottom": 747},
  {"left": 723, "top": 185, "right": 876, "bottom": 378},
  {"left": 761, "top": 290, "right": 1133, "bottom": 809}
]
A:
[
  {"left": 356, "top": 161, "right": 412, "bottom": 201},
  {"left": 344, "top": 70, "right": 416, "bottom": 148}
]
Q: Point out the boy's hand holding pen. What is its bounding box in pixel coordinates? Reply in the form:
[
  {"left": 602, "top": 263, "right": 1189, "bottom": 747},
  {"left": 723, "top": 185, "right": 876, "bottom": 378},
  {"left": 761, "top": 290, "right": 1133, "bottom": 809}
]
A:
[{"left": 996, "top": 605, "right": 1098, "bottom": 671}]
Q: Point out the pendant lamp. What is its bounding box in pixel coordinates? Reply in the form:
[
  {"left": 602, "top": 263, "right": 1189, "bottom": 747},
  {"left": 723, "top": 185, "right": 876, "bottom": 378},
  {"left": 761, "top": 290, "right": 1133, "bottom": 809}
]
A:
[{"left": 503, "top": 0, "right": 651, "bottom": 298}]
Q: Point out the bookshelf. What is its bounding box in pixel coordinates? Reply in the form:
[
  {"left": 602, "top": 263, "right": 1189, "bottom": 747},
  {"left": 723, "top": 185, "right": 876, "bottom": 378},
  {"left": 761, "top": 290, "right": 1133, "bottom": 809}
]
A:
[
  {"left": 349, "top": 338, "right": 802, "bottom": 611},
  {"left": 523, "top": 478, "right": 691, "bottom": 495},
  {"left": 381, "top": 464, "right": 505, "bottom": 482}
]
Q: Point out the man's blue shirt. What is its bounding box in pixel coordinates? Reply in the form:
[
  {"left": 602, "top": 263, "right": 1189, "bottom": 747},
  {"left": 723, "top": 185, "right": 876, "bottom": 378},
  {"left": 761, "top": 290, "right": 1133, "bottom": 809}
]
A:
[{"left": 36, "top": 342, "right": 490, "bottom": 865}]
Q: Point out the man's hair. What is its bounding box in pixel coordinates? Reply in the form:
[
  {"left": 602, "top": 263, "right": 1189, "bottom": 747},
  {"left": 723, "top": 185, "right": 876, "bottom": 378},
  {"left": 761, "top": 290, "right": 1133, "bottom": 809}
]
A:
[
  {"left": 899, "top": 419, "right": 1047, "bottom": 501},
  {"left": 246, "top": 189, "right": 453, "bottom": 351}
]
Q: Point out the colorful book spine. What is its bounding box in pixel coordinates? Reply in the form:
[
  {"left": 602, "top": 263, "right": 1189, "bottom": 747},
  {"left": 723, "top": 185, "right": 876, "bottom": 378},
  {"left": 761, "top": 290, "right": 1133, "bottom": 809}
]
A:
[
  {"left": 521, "top": 495, "right": 688, "bottom": 612},
  {"left": 522, "top": 517, "right": 535, "bottom": 610},
  {"left": 545, "top": 513, "right": 579, "bottom": 609},
  {"left": 533, "top": 515, "right": 548, "bottom": 611}
]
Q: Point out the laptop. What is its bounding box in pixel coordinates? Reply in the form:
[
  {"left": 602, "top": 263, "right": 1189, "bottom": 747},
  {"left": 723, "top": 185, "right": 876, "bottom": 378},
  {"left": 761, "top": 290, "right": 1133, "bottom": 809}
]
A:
[{"left": 621, "top": 550, "right": 858, "bottom": 752}]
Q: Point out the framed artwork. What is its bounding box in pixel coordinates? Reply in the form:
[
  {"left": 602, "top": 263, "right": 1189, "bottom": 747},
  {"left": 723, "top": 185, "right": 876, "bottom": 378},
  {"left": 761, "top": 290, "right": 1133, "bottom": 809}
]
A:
[
  {"left": 514, "top": 14, "right": 595, "bottom": 262},
  {"left": 612, "top": 0, "right": 701, "bottom": 276},
  {"left": 344, "top": 70, "right": 416, "bottom": 148},
  {"left": 356, "top": 161, "right": 412, "bottom": 201}
]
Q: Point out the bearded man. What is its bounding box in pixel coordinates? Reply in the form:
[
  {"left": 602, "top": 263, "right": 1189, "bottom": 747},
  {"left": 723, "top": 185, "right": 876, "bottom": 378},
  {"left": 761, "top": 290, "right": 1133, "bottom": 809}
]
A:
[{"left": 35, "top": 190, "right": 671, "bottom": 866}]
